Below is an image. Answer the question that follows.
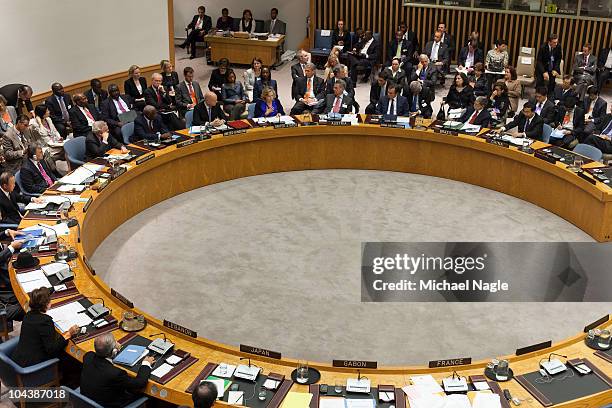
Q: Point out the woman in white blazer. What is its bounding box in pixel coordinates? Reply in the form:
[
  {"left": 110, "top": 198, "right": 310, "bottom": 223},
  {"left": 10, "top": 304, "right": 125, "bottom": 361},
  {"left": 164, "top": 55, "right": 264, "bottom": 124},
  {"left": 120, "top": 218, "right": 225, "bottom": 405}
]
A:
[
  {"left": 243, "top": 58, "right": 262, "bottom": 102},
  {"left": 28, "top": 104, "right": 64, "bottom": 166}
]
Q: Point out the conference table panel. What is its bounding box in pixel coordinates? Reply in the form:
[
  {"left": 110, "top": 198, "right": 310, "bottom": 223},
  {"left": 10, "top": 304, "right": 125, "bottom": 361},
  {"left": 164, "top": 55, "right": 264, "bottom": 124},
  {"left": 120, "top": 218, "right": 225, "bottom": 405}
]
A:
[
  {"left": 11, "top": 123, "right": 612, "bottom": 406},
  {"left": 204, "top": 35, "right": 285, "bottom": 66}
]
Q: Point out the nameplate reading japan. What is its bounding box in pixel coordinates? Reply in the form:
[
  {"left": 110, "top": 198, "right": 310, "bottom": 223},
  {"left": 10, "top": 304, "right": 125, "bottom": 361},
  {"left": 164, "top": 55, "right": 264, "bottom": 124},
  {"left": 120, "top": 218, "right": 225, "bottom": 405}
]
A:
[
  {"left": 361, "top": 242, "right": 612, "bottom": 302},
  {"left": 332, "top": 360, "right": 378, "bottom": 369},
  {"left": 110, "top": 288, "right": 134, "bottom": 308},
  {"left": 239, "top": 344, "right": 282, "bottom": 359},
  {"left": 428, "top": 357, "right": 472, "bottom": 368},
  {"left": 163, "top": 320, "right": 197, "bottom": 338}
]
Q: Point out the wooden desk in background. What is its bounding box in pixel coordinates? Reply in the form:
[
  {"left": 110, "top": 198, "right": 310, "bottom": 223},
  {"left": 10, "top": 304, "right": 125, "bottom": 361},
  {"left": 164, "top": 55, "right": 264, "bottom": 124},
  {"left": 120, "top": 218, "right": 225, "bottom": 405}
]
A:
[
  {"left": 10, "top": 119, "right": 612, "bottom": 406},
  {"left": 204, "top": 34, "right": 285, "bottom": 66}
]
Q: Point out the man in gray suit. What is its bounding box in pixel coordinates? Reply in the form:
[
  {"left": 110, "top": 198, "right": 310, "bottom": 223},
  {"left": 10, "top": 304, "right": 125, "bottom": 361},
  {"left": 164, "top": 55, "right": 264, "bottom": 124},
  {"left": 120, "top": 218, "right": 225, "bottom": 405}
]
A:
[
  {"left": 1, "top": 115, "right": 28, "bottom": 174},
  {"left": 573, "top": 43, "right": 597, "bottom": 101},
  {"left": 315, "top": 79, "right": 353, "bottom": 114},
  {"left": 264, "top": 8, "right": 286, "bottom": 35},
  {"left": 176, "top": 66, "right": 204, "bottom": 117}
]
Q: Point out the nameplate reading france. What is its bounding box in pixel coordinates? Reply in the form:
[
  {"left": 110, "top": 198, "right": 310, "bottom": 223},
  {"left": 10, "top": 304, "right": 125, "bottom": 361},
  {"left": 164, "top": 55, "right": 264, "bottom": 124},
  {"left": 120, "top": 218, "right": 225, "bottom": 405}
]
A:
[
  {"left": 332, "top": 360, "right": 378, "bottom": 369},
  {"left": 82, "top": 197, "right": 93, "bottom": 213},
  {"left": 136, "top": 153, "right": 155, "bottom": 165},
  {"left": 177, "top": 139, "right": 196, "bottom": 148},
  {"left": 428, "top": 357, "right": 472, "bottom": 368},
  {"left": 223, "top": 129, "right": 247, "bottom": 137},
  {"left": 163, "top": 319, "right": 197, "bottom": 338},
  {"left": 110, "top": 288, "right": 134, "bottom": 308},
  {"left": 239, "top": 344, "right": 282, "bottom": 359}
]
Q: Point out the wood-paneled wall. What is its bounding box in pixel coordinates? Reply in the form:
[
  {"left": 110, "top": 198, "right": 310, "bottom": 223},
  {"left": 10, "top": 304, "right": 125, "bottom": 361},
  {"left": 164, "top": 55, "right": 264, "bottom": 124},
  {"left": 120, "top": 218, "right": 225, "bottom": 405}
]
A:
[{"left": 312, "top": 1, "right": 612, "bottom": 73}]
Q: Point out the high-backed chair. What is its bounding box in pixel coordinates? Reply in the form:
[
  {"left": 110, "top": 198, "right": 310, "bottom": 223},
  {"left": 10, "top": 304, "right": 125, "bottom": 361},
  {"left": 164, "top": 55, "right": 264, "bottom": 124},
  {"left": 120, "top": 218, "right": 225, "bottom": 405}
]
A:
[
  {"left": 0, "top": 307, "right": 13, "bottom": 342},
  {"left": 0, "top": 337, "right": 60, "bottom": 408},
  {"left": 185, "top": 110, "right": 194, "bottom": 128},
  {"left": 542, "top": 123, "right": 553, "bottom": 143},
  {"left": 121, "top": 122, "right": 135, "bottom": 145},
  {"left": 310, "top": 29, "right": 334, "bottom": 64},
  {"left": 573, "top": 143, "right": 603, "bottom": 162},
  {"left": 64, "top": 137, "right": 86, "bottom": 170},
  {"left": 61, "top": 386, "right": 148, "bottom": 408},
  {"left": 516, "top": 47, "right": 536, "bottom": 98},
  {"left": 14, "top": 170, "right": 41, "bottom": 197},
  {"left": 555, "top": 59, "right": 565, "bottom": 85}
]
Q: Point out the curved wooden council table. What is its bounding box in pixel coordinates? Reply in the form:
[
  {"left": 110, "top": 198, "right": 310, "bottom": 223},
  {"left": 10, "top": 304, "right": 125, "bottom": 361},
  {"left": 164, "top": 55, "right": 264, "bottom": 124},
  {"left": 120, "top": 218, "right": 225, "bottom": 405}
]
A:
[{"left": 10, "top": 118, "right": 612, "bottom": 407}]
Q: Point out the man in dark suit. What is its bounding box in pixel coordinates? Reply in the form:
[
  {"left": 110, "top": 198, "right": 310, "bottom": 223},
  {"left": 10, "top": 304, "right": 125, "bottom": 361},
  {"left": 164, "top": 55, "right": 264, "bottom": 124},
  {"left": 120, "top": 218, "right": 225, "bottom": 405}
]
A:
[
  {"left": 85, "top": 121, "right": 128, "bottom": 162},
  {"left": 398, "top": 22, "right": 420, "bottom": 63},
  {"left": 551, "top": 97, "right": 586, "bottom": 146},
  {"left": 133, "top": 106, "right": 171, "bottom": 143},
  {"left": 553, "top": 75, "right": 577, "bottom": 106},
  {"left": 324, "top": 65, "right": 355, "bottom": 98},
  {"left": 424, "top": 31, "right": 450, "bottom": 82},
  {"left": 459, "top": 96, "right": 492, "bottom": 128},
  {"left": 179, "top": 5, "right": 213, "bottom": 59},
  {"left": 348, "top": 31, "right": 379, "bottom": 84},
  {"left": 19, "top": 144, "right": 56, "bottom": 194},
  {"left": 410, "top": 54, "right": 438, "bottom": 94},
  {"left": 376, "top": 84, "right": 409, "bottom": 116},
  {"left": 536, "top": 33, "right": 563, "bottom": 97},
  {"left": 434, "top": 22, "right": 455, "bottom": 59},
  {"left": 81, "top": 333, "right": 154, "bottom": 408},
  {"left": 44, "top": 83, "right": 72, "bottom": 138},
  {"left": 533, "top": 87, "right": 556, "bottom": 125},
  {"left": 315, "top": 79, "right": 353, "bottom": 114},
  {"left": 584, "top": 105, "right": 612, "bottom": 153},
  {"left": 0, "top": 172, "right": 43, "bottom": 225},
  {"left": 192, "top": 381, "right": 218, "bottom": 408},
  {"left": 387, "top": 29, "right": 415, "bottom": 69},
  {"left": 498, "top": 102, "right": 545, "bottom": 141},
  {"left": 0, "top": 226, "right": 27, "bottom": 321},
  {"left": 406, "top": 80, "right": 433, "bottom": 119},
  {"left": 597, "top": 46, "right": 611, "bottom": 92},
  {"left": 192, "top": 92, "right": 227, "bottom": 126},
  {"left": 366, "top": 72, "right": 391, "bottom": 114},
  {"left": 264, "top": 8, "right": 286, "bottom": 35},
  {"left": 85, "top": 78, "right": 108, "bottom": 113},
  {"left": 69, "top": 93, "right": 101, "bottom": 138},
  {"left": 291, "top": 50, "right": 310, "bottom": 81},
  {"left": 572, "top": 43, "right": 597, "bottom": 101},
  {"left": 290, "top": 63, "right": 325, "bottom": 115},
  {"left": 176, "top": 67, "right": 204, "bottom": 117},
  {"left": 583, "top": 86, "right": 608, "bottom": 126},
  {"left": 143, "top": 73, "right": 184, "bottom": 130},
  {"left": 101, "top": 84, "right": 134, "bottom": 141},
  {"left": 457, "top": 40, "right": 484, "bottom": 73}
]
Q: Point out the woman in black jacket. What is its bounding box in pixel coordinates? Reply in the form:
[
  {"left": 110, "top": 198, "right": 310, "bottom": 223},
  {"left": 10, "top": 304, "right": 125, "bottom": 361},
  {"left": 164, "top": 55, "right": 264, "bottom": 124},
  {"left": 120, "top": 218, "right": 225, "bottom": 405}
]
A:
[
  {"left": 11, "top": 287, "right": 79, "bottom": 367},
  {"left": 124, "top": 65, "right": 148, "bottom": 110},
  {"left": 445, "top": 73, "right": 475, "bottom": 109},
  {"left": 489, "top": 81, "right": 511, "bottom": 122}
]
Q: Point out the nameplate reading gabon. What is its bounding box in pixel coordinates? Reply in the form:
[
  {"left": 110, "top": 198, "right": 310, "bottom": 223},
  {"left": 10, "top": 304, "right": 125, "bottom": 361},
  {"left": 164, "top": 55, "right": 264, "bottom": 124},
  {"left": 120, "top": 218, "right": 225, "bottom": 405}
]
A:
[
  {"left": 163, "top": 320, "right": 197, "bottom": 338},
  {"left": 239, "top": 344, "right": 282, "bottom": 359},
  {"left": 428, "top": 357, "right": 472, "bottom": 368},
  {"left": 332, "top": 360, "right": 378, "bottom": 369}
]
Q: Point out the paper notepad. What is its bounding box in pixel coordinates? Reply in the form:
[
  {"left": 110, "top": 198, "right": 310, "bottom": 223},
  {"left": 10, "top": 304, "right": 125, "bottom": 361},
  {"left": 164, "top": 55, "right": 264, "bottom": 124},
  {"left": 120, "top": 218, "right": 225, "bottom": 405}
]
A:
[
  {"left": 346, "top": 399, "right": 374, "bottom": 408},
  {"left": 41, "top": 262, "right": 70, "bottom": 277},
  {"left": 472, "top": 393, "right": 502, "bottom": 408},
  {"left": 228, "top": 391, "right": 244, "bottom": 405},
  {"left": 319, "top": 398, "right": 346, "bottom": 408},
  {"left": 151, "top": 362, "right": 173, "bottom": 378},
  {"left": 409, "top": 375, "right": 444, "bottom": 394},
  {"left": 58, "top": 184, "right": 86, "bottom": 192},
  {"left": 211, "top": 363, "right": 236, "bottom": 378},
  {"left": 16, "top": 270, "right": 52, "bottom": 293},
  {"left": 204, "top": 378, "right": 227, "bottom": 399},
  {"left": 279, "top": 392, "right": 313, "bottom": 408}
]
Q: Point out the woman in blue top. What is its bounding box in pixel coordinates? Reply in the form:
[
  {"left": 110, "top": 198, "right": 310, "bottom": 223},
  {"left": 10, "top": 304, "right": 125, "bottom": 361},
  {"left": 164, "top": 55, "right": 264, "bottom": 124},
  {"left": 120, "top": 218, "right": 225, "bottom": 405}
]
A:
[
  {"left": 254, "top": 87, "right": 285, "bottom": 118},
  {"left": 221, "top": 69, "right": 248, "bottom": 119}
]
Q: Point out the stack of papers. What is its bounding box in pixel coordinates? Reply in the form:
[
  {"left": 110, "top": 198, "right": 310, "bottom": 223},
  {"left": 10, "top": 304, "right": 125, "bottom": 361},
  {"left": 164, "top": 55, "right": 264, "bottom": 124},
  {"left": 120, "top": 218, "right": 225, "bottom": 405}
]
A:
[
  {"left": 46, "top": 301, "right": 93, "bottom": 332},
  {"left": 57, "top": 184, "right": 86, "bottom": 192},
  {"left": 472, "top": 393, "right": 502, "bottom": 408},
  {"left": 41, "top": 262, "right": 70, "bottom": 277},
  {"left": 113, "top": 344, "right": 149, "bottom": 366},
  {"left": 59, "top": 164, "right": 103, "bottom": 185},
  {"left": 448, "top": 109, "right": 466, "bottom": 119},
  {"left": 409, "top": 375, "right": 444, "bottom": 393},
  {"left": 443, "top": 121, "right": 464, "bottom": 129},
  {"left": 16, "top": 270, "right": 52, "bottom": 293},
  {"left": 319, "top": 398, "right": 346, "bottom": 408},
  {"left": 461, "top": 123, "right": 481, "bottom": 132},
  {"left": 279, "top": 392, "right": 312, "bottom": 408},
  {"left": 106, "top": 153, "right": 131, "bottom": 160},
  {"left": 211, "top": 363, "right": 236, "bottom": 378},
  {"left": 204, "top": 376, "right": 231, "bottom": 399},
  {"left": 254, "top": 115, "right": 296, "bottom": 125},
  {"left": 501, "top": 134, "right": 532, "bottom": 146},
  {"left": 151, "top": 362, "right": 173, "bottom": 378}
]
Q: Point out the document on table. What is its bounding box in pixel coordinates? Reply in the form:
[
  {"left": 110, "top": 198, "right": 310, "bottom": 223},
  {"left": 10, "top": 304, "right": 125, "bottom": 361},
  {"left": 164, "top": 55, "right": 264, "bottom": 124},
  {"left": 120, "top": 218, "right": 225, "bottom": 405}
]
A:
[
  {"left": 228, "top": 391, "right": 244, "bottom": 405},
  {"left": 57, "top": 184, "right": 86, "bottom": 192},
  {"left": 341, "top": 114, "right": 359, "bottom": 125},
  {"left": 447, "top": 109, "right": 465, "bottom": 119},
  {"left": 211, "top": 363, "right": 236, "bottom": 378},
  {"left": 46, "top": 301, "right": 92, "bottom": 332},
  {"left": 319, "top": 397, "right": 346, "bottom": 408},
  {"left": 205, "top": 378, "right": 226, "bottom": 399},
  {"left": 461, "top": 123, "right": 481, "bottom": 132},
  {"left": 406, "top": 393, "right": 446, "bottom": 408},
  {"left": 59, "top": 164, "right": 103, "bottom": 185},
  {"left": 279, "top": 392, "right": 312, "bottom": 408},
  {"left": 16, "top": 270, "right": 52, "bottom": 293},
  {"left": 345, "top": 398, "right": 374, "bottom": 408},
  {"left": 409, "top": 375, "right": 444, "bottom": 394},
  {"left": 151, "top": 362, "right": 173, "bottom": 378},
  {"left": 472, "top": 393, "right": 502, "bottom": 408},
  {"left": 41, "top": 262, "right": 70, "bottom": 277},
  {"left": 445, "top": 394, "right": 472, "bottom": 408}
]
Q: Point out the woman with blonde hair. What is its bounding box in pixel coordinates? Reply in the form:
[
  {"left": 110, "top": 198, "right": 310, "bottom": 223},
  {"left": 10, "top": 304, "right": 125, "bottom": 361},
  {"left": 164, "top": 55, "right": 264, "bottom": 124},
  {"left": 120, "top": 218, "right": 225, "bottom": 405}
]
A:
[
  {"left": 323, "top": 55, "right": 340, "bottom": 81},
  {"left": 124, "top": 64, "right": 148, "bottom": 110},
  {"left": 254, "top": 87, "right": 285, "bottom": 118}
]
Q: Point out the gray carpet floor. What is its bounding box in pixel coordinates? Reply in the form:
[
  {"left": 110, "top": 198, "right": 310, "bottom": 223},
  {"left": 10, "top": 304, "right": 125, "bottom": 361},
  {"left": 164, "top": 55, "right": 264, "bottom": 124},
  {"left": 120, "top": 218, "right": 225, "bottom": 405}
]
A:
[{"left": 92, "top": 170, "right": 611, "bottom": 366}]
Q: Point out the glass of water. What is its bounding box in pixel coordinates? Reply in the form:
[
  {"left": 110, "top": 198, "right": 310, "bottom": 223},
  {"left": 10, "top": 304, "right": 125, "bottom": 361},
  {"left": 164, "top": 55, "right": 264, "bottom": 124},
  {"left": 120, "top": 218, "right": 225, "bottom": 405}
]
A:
[
  {"left": 296, "top": 361, "right": 309, "bottom": 384},
  {"left": 573, "top": 156, "right": 584, "bottom": 171},
  {"left": 334, "top": 383, "right": 343, "bottom": 394},
  {"left": 258, "top": 389, "right": 266, "bottom": 401},
  {"left": 598, "top": 330, "right": 611, "bottom": 348},
  {"left": 218, "top": 363, "right": 227, "bottom": 377}
]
